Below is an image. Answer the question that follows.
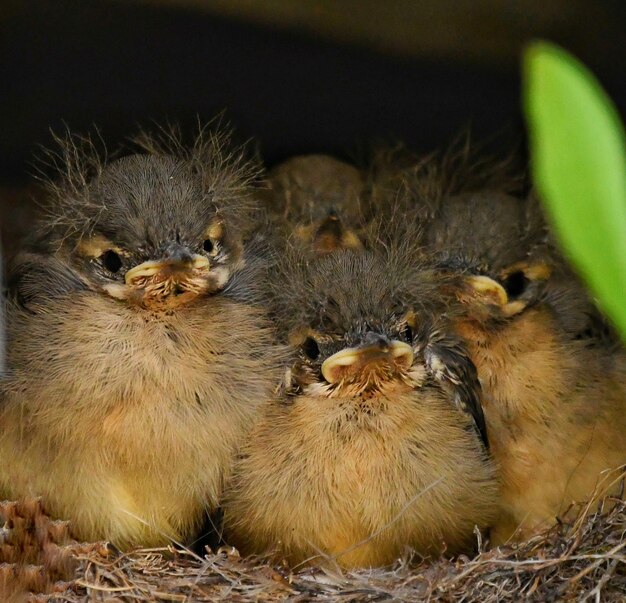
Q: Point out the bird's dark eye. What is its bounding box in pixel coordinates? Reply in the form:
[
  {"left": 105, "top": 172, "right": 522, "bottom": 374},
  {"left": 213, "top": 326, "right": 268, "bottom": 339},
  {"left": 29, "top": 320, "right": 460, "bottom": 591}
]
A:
[
  {"left": 400, "top": 324, "right": 414, "bottom": 343},
  {"left": 302, "top": 337, "right": 320, "bottom": 360},
  {"left": 502, "top": 270, "right": 529, "bottom": 299},
  {"left": 100, "top": 250, "right": 122, "bottom": 273},
  {"left": 203, "top": 239, "right": 214, "bottom": 253}
]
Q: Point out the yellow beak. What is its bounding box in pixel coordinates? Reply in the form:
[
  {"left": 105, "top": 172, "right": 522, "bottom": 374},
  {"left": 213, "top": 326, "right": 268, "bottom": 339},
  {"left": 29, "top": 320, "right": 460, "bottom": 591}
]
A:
[
  {"left": 465, "top": 275, "right": 508, "bottom": 307},
  {"left": 321, "top": 340, "right": 414, "bottom": 384},
  {"left": 125, "top": 255, "right": 209, "bottom": 286}
]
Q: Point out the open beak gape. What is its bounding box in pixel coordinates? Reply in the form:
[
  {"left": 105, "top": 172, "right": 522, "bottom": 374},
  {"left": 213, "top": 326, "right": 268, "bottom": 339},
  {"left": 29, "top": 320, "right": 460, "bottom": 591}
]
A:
[{"left": 321, "top": 338, "right": 414, "bottom": 384}]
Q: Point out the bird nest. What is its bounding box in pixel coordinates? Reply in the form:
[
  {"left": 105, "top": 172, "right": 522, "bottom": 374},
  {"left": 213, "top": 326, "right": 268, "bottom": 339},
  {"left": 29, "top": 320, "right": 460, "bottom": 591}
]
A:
[{"left": 2, "top": 475, "right": 625, "bottom": 603}]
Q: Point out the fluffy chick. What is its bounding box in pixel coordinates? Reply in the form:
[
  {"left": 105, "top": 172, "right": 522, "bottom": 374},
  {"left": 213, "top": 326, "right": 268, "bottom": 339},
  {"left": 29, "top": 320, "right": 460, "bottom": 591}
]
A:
[
  {"left": 368, "top": 148, "right": 626, "bottom": 543},
  {"left": 222, "top": 246, "right": 498, "bottom": 569},
  {"left": 418, "top": 184, "right": 626, "bottom": 543},
  {"left": 263, "top": 154, "right": 366, "bottom": 253},
  {"left": 445, "top": 253, "right": 626, "bottom": 545},
  {"left": 0, "top": 129, "right": 283, "bottom": 548}
]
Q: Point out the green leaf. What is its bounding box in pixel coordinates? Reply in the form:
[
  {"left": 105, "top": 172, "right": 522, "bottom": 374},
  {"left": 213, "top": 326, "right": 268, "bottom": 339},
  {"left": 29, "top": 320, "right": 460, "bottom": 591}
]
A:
[{"left": 523, "top": 41, "right": 626, "bottom": 340}]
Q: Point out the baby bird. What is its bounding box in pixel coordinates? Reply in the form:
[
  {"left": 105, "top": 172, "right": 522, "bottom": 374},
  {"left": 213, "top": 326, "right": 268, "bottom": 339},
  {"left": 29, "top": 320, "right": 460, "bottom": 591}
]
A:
[
  {"left": 0, "top": 129, "right": 282, "bottom": 548},
  {"left": 264, "top": 154, "right": 366, "bottom": 253},
  {"left": 416, "top": 186, "right": 626, "bottom": 544},
  {"left": 445, "top": 252, "right": 626, "bottom": 545},
  {"left": 362, "top": 144, "right": 626, "bottom": 542},
  {"left": 223, "top": 246, "right": 498, "bottom": 569}
]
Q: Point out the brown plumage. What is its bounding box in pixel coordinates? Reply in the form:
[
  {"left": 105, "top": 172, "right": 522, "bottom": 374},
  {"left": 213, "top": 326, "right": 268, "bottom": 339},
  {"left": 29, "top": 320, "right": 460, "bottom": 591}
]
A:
[
  {"left": 0, "top": 128, "right": 284, "bottom": 548},
  {"left": 448, "top": 257, "right": 626, "bottom": 544},
  {"left": 263, "top": 154, "right": 366, "bottom": 253},
  {"left": 222, "top": 246, "right": 498, "bottom": 569},
  {"left": 364, "top": 144, "right": 626, "bottom": 543},
  {"left": 407, "top": 170, "right": 626, "bottom": 544}
]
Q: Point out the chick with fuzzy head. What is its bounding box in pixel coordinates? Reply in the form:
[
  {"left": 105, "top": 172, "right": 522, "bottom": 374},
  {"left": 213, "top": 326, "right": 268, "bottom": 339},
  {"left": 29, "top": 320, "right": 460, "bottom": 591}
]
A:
[
  {"left": 263, "top": 154, "right": 367, "bottom": 254},
  {"left": 223, "top": 245, "right": 498, "bottom": 569},
  {"left": 388, "top": 151, "right": 626, "bottom": 544},
  {"left": 439, "top": 246, "right": 626, "bottom": 544},
  {"left": 0, "top": 126, "right": 284, "bottom": 548}
]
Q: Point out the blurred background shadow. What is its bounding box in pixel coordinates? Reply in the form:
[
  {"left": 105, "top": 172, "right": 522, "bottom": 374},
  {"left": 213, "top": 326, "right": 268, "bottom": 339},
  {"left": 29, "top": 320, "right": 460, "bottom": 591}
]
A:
[{"left": 0, "top": 0, "right": 625, "bottom": 253}]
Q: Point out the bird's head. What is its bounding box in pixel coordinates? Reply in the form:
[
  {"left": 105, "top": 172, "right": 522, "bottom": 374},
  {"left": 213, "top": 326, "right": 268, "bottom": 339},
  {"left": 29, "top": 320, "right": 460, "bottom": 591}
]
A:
[
  {"left": 273, "top": 247, "right": 488, "bottom": 445},
  {"left": 265, "top": 154, "right": 366, "bottom": 254},
  {"left": 274, "top": 250, "right": 428, "bottom": 397},
  {"left": 443, "top": 255, "right": 553, "bottom": 324},
  {"left": 31, "top": 129, "right": 257, "bottom": 311}
]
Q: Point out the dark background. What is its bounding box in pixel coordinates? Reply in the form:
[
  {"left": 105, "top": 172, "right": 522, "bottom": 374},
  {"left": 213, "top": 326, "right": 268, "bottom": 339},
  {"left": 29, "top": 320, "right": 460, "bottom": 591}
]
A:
[{"left": 1, "top": 0, "right": 625, "bottom": 183}]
